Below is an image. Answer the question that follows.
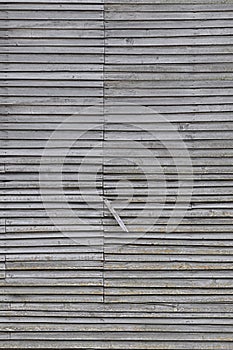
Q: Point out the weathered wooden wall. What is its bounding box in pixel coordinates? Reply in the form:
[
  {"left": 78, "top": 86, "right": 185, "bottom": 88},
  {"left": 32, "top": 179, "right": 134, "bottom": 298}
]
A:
[{"left": 2, "top": 0, "right": 233, "bottom": 348}]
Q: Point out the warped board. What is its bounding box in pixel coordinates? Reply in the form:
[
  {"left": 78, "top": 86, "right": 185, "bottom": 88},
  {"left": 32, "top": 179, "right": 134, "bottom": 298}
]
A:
[{"left": 1, "top": 0, "right": 233, "bottom": 349}]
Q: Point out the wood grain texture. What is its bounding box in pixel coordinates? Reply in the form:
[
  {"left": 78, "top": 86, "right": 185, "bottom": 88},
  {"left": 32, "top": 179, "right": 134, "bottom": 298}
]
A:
[{"left": 2, "top": 0, "right": 233, "bottom": 349}]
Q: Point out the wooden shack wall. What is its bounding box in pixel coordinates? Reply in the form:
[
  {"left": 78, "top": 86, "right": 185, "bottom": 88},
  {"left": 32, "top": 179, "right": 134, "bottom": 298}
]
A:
[{"left": 1, "top": 0, "right": 233, "bottom": 348}]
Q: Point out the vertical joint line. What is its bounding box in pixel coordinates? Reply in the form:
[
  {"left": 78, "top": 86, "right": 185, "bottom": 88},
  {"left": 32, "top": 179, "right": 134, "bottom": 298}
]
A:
[
  {"left": 3, "top": 219, "right": 6, "bottom": 287},
  {"left": 103, "top": 0, "right": 106, "bottom": 304}
]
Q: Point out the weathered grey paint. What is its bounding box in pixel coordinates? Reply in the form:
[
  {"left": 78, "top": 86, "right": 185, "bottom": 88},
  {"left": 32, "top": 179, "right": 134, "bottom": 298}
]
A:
[{"left": 2, "top": 0, "right": 233, "bottom": 348}]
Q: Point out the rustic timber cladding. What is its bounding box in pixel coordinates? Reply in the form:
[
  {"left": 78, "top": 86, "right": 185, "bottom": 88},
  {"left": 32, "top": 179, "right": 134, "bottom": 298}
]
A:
[{"left": 1, "top": 0, "right": 233, "bottom": 349}]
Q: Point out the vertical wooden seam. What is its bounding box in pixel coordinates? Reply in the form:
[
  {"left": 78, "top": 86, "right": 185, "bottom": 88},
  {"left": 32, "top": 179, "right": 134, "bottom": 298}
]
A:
[{"left": 103, "top": 0, "right": 106, "bottom": 304}]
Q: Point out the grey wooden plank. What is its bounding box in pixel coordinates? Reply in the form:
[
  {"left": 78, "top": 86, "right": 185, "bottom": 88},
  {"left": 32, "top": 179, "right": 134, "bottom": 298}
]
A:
[
  {"left": 2, "top": 323, "right": 233, "bottom": 332},
  {"left": 0, "top": 54, "right": 104, "bottom": 63},
  {"left": 105, "top": 278, "right": 233, "bottom": 288},
  {"left": 6, "top": 301, "right": 233, "bottom": 313},
  {"left": 4, "top": 28, "right": 103, "bottom": 37},
  {"left": 106, "top": 37, "right": 233, "bottom": 46},
  {"left": 105, "top": 11, "right": 233, "bottom": 20},
  {"left": 105, "top": 19, "right": 233, "bottom": 29},
  {"left": 6, "top": 331, "right": 233, "bottom": 340},
  {"left": 0, "top": 340, "right": 231, "bottom": 349},
  {"left": 105, "top": 4, "right": 233, "bottom": 12},
  {"left": 106, "top": 27, "right": 233, "bottom": 37},
  {"left": 106, "top": 0, "right": 233, "bottom": 4},
  {"left": 1, "top": 4, "right": 103, "bottom": 10},
  {"left": 3, "top": 0, "right": 104, "bottom": 2},
  {"left": 3, "top": 312, "right": 233, "bottom": 323},
  {"left": 0, "top": 11, "right": 104, "bottom": 20},
  {"left": 2, "top": 46, "right": 104, "bottom": 54},
  {"left": 105, "top": 54, "right": 233, "bottom": 63},
  {"left": 0, "top": 20, "right": 104, "bottom": 29}
]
